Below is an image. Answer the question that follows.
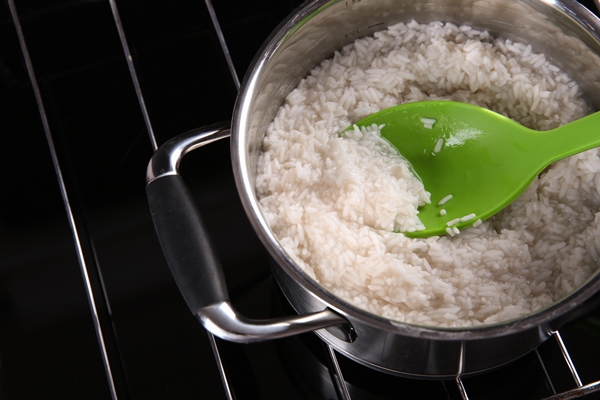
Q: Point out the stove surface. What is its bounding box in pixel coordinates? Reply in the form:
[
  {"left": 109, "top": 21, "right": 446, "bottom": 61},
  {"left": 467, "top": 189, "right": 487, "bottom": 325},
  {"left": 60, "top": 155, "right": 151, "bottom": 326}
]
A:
[{"left": 2, "top": 0, "right": 600, "bottom": 399}]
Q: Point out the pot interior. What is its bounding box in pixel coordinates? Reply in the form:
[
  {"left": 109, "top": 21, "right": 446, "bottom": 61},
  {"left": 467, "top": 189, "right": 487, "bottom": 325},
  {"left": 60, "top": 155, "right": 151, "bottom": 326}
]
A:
[{"left": 232, "top": 0, "right": 600, "bottom": 334}]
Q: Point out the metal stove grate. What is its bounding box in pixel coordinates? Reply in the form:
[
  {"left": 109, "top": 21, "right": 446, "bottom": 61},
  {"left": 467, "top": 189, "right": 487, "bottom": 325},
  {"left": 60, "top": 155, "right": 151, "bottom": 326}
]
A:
[{"left": 8, "top": 0, "right": 600, "bottom": 399}]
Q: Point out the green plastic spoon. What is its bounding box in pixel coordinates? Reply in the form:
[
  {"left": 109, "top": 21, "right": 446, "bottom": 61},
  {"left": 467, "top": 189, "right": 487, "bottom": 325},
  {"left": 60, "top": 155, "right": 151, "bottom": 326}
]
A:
[{"left": 350, "top": 101, "right": 600, "bottom": 238}]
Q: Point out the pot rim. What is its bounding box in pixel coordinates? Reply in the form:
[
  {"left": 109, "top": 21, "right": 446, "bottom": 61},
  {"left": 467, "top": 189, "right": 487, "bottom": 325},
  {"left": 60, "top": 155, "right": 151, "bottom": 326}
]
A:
[{"left": 231, "top": 0, "right": 600, "bottom": 341}]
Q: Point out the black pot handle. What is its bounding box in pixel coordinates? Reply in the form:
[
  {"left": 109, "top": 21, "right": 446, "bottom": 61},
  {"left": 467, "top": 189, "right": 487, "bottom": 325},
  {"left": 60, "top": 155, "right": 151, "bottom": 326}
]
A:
[
  {"left": 146, "top": 123, "right": 231, "bottom": 312},
  {"left": 146, "top": 122, "right": 354, "bottom": 343}
]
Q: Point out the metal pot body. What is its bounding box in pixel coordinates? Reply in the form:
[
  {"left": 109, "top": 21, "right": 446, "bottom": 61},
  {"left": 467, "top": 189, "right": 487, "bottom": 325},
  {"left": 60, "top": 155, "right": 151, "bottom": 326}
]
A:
[{"left": 230, "top": 0, "right": 600, "bottom": 377}]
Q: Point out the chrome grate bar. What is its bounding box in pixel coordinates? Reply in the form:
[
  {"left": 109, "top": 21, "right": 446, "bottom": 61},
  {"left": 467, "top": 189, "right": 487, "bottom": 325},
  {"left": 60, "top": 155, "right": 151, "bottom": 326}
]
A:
[
  {"left": 537, "top": 347, "right": 558, "bottom": 395},
  {"left": 455, "top": 341, "right": 470, "bottom": 400},
  {"left": 452, "top": 330, "right": 600, "bottom": 400},
  {"left": 207, "top": 332, "right": 235, "bottom": 400},
  {"left": 326, "top": 344, "right": 352, "bottom": 400},
  {"left": 539, "top": 331, "right": 600, "bottom": 400},
  {"left": 554, "top": 331, "right": 583, "bottom": 388},
  {"left": 456, "top": 376, "right": 470, "bottom": 400},
  {"left": 7, "top": 1, "right": 119, "bottom": 398},
  {"left": 204, "top": 0, "right": 241, "bottom": 91},
  {"left": 542, "top": 381, "right": 600, "bottom": 400},
  {"left": 109, "top": 0, "right": 159, "bottom": 151}
]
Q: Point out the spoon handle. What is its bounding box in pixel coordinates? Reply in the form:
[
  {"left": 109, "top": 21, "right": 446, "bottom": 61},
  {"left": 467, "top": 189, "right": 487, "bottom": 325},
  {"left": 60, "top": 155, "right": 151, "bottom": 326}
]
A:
[{"left": 543, "top": 111, "right": 600, "bottom": 164}]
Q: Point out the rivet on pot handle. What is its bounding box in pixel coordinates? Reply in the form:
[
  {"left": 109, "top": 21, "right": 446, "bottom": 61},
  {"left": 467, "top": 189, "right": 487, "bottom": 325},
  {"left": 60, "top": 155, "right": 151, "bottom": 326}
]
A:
[{"left": 146, "top": 122, "right": 355, "bottom": 343}]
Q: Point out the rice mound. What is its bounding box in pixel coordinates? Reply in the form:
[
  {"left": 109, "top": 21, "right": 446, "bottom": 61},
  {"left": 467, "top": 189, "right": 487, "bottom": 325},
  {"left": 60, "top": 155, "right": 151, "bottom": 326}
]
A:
[{"left": 255, "top": 20, "right": 599, "bottom": 327}]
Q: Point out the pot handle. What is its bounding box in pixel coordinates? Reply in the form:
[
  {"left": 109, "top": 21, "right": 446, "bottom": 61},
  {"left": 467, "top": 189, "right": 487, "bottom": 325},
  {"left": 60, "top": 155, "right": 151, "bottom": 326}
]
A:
[{"left": 146, "top": 122, "right": 354, "bottom": 343}]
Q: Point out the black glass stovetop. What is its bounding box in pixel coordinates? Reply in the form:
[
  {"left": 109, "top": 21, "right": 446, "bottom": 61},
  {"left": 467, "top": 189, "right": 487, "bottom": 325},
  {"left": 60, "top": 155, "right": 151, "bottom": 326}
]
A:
[{"left": 1, "top": 0, "right": 600, "bottom": 399}]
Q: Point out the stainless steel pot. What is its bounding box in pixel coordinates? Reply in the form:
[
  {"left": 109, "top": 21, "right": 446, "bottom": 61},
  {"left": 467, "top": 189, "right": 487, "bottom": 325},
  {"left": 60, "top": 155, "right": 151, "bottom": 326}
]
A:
[{"left": 146, "top": 0, "right": 600, "bottom": 378}]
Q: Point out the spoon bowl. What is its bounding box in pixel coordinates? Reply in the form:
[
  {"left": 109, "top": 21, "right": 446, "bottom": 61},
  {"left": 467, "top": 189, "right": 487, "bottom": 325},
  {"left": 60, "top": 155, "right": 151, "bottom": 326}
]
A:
[{"left": 350, "top": 101, "right": 600, "bottom": 238}]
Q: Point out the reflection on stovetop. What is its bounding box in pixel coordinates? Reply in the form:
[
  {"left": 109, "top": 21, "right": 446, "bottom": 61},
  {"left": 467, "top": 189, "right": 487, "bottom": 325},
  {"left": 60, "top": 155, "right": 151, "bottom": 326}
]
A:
[{"left": 1, "top": 0, "right": 600, "bottom": 399}]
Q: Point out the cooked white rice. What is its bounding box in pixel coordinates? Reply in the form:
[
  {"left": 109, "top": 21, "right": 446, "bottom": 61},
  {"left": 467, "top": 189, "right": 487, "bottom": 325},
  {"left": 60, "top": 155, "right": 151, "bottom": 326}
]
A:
[{"left": 255, "top": 20, "right": 599, "bottom": 327}]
